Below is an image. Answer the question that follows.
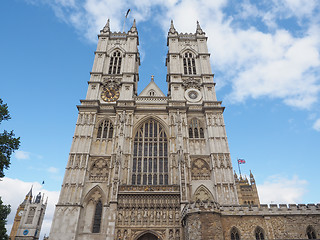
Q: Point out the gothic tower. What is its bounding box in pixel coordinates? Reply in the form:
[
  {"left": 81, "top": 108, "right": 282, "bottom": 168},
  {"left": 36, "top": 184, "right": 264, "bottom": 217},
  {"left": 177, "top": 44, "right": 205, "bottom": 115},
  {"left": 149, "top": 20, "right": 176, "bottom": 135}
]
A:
[
  {"left": 9, "top": 188, "right": 33, "bottom": 240},
  {"left": 234, "top": 171, "right": 260, "bottom": 206},
  {"left": 49, "top": 20, "right": 238, "bottom": 240},
  {"left": 13, "top": 190, "right": 47, "bottom": 240}
]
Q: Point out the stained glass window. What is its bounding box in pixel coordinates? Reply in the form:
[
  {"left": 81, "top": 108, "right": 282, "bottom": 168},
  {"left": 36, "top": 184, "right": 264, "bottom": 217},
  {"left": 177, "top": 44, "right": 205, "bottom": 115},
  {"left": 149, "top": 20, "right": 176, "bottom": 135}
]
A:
[{"left": 132, "top": 119, "right": 169, "bottom": 185}]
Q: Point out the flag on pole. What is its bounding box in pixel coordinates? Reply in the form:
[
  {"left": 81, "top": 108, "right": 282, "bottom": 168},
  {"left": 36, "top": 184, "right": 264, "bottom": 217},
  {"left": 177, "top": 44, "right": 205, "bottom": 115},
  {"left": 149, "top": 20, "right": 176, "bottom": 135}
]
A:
[
  {"left": 125, "top": 9, "right": 131, "bottom": 18},
  {"left": 238, "top": 159, "right": 246, "bottom": 164}
]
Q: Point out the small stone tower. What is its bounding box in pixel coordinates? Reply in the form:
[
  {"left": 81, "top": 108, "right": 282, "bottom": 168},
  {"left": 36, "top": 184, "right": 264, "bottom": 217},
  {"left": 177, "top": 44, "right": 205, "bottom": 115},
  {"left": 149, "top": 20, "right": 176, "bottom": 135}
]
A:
[
  {"left": 15, "top": 191, "right": 47, "bottom": 240},
  {"left": 234, "top": 171, "right": 260, "bottom": 206}
]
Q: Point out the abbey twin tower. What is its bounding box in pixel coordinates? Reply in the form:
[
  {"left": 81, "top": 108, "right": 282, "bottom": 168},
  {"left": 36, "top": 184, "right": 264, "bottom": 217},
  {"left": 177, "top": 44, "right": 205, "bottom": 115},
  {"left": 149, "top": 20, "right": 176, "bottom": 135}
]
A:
[{"left": 48, "top": 20, "right": 320, "bottom": 240}]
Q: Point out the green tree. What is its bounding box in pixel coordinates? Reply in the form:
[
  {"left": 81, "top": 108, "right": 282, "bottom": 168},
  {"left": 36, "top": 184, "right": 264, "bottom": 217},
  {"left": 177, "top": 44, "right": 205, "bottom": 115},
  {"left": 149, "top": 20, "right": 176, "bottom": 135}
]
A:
[
  {"left": 0, "top": 197, "right": 11, "bottom": 240},
  {"left": 0, "top": 98, "right": 20, "bottom": 178},
  {"left": 0, "top": 98, "right": 20, "bottom": 239}
]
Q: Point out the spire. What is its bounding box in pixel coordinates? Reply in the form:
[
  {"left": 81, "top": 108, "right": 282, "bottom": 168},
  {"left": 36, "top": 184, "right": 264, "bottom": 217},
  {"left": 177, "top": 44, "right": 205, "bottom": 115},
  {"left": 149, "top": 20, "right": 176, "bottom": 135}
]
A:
[
  {"left": 196, "top": 20, "right": 205, "bottom": 35},
  {"left": 250, "top": 170, "right": 255, "bottom": 183},
  {"left": 234, "top": 171, "right": 238, "bottom": 180},
  {"left": 35, "top": 192, "right": 42, "bottom": 203},
  {"left": 245, "top": 176, "right": 249, "bottom": 183},
  {"left": 101, "top": 19, "right": 110, "bottom": 33},
  {"left": 22, "top": 186, "right": 33, "bottom": 204},
  {"left": 129, "top": 19, "right": 138, "bottom": 34},
  {"left": 151, "top": 75, "right": 154, "bottom": 81},
  {"left": 169, "top": 20, "right": 178, "bottom": 34}
]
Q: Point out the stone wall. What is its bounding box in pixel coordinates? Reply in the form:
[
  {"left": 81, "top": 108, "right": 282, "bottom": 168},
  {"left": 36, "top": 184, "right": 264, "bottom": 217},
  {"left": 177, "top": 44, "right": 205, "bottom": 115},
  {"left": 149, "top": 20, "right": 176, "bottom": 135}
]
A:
[{"left": 182, "top": 203, "right": 320, "bottom": 240}]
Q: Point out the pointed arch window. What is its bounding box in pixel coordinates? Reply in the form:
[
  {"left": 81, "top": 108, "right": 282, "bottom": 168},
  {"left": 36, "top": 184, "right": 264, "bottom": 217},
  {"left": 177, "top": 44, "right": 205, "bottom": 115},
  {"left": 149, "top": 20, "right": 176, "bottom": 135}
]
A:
[
  {"left": 230, "top": 227, "right": 240, "bottom": 240},
  {"left": 97, "top": 119, "right": 114, "bottom": 139},
  {"left": 183, "top": 52, "right": 196, "bottom": 75},
  {"left": 132, "top": 119, "right": 169, "bottom": 185},
  {"left": 189, "top": 119, "right": 204, "bottom": 139},
  {"left": 255, "top": 227, "right": 265, "bottom": 240},
  {"left": 307, "top": 226, "right": 317, "bottom": 239},
  {"left": 92, "top": 200, "right": 102, "bottom": 233},
  {"left": 108, "top": 50, "right": 122, "bottom": 74}
]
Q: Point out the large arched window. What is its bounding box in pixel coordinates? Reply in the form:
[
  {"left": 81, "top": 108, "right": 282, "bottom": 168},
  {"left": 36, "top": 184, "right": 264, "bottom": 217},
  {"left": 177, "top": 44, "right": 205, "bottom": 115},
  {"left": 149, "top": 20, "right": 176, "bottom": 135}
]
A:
[
  {"left": 108, "top": 50, "right": 122, "bottom": 74},
  {"left": 255, "top": 227, "right": 265, "bottom": 240},
  {"left": 97, "top": 119, "right": 114, "bottom": 139},
  {"left": 230, "top": 227, "right": 240, "bottom": 240},
  {"left": 92, "top": 200, "right": 102, "bottom": 233},
  {"left": 188, "top": 119, "right": 204, "bottom": 139},
  {"left": 183, "top": 52, "right": 196, "bottom": 75},
  {"left": 307, "top": 226, "right": 317, "bottom": 239},
  {"left": 132, "top": 119, "right": 168, "bottom": 185}
]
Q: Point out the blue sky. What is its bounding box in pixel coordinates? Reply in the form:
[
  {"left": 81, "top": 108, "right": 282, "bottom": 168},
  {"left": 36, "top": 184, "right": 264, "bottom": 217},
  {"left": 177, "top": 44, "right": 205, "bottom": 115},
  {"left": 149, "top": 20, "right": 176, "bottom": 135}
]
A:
[{"left": 1, "top": 0, "right": 320, "bottom": 237}]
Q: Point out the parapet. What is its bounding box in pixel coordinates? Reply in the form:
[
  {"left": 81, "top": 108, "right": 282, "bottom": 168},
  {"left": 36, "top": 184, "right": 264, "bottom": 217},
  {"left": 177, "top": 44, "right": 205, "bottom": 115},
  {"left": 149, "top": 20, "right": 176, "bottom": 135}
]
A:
[{"left": 220, "top": 203, "right": 320, "bottom": 216}]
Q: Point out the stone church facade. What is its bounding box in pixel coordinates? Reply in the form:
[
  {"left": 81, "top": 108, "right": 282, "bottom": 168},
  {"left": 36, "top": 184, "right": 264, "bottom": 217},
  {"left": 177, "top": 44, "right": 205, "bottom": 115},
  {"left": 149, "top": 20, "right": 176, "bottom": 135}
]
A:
[{"left": 49, "top": 20, "right": 320, "bottom": 240}]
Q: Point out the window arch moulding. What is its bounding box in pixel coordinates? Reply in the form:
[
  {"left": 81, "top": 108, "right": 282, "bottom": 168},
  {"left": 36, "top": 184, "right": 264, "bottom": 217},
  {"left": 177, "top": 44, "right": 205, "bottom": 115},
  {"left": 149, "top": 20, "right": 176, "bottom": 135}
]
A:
[
  {"left": 96, "top": 119, "right": 114, "bottom": 140},
  {"left": 193, "top": 185, "right": 214, "bottom": 202}
]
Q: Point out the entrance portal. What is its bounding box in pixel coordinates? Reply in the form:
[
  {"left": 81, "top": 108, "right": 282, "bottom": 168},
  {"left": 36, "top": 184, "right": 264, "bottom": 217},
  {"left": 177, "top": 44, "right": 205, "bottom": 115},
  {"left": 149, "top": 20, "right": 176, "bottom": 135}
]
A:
[{"left": 137, "top": 232, "right": 159, "bottom": 240}]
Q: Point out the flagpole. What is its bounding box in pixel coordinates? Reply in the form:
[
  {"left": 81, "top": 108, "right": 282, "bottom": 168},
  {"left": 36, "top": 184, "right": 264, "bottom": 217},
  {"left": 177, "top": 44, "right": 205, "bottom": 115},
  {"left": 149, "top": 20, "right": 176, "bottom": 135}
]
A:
[
  {"left": 123, "top": 9, "right": 131, "bottom": 32},
  {"left": 122, "top": 18, "right": 126, "bottom": 32},
  {"left": 237, "top": 158, "right": 242, "bottom": 176}
]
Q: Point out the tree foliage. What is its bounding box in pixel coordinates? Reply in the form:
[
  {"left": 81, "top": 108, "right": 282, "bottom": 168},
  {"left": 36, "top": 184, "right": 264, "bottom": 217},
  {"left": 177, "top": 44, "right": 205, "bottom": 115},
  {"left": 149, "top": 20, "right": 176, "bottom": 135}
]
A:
[
  {"left": 0, "top": 98, "right": 20, "bottom": 178},
  {"left": 0, "top": 98, "right": 20, "bottom": 239},
  {"left": 0, "top": 197, "right": 10, "bottom": 240}
]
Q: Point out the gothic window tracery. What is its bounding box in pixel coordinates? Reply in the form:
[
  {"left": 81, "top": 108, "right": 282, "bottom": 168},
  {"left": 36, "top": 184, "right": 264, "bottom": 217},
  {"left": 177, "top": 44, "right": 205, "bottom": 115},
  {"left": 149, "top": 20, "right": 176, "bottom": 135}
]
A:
[
  {"left": 92, "top": 200, "right": 102, "bottom": 233},
  {"left": 307, "top": 226, "right": 317, "bottom": 239},
  {"left": 188, "top": 118, "right": 204, "bottom": 139},
  {"left": 89, "top": 159, "right": 109, "bottom": 181},
  {"left": 108, "top": 50, "right": 122, "bottom": 74},
  {"left": 255, "top": 227, "right": 265, "bottom": 240},
  {"left": 183, "top": 52, "right": 196, "bottom": 75},
  {"left": 230, "top": 227, "right": 240, "bottom": 240},
  {"left": 193, "top": 185, "right": 214, "bottom": 202},
  {"left": 97, "top": 119, "right": 114, "bottom": 140},
  {"left": 132, "top": 119, "right": 169, "bottom": 185},
  {"left": 191, "top": 159, "right": 210, "bottom": 180}
]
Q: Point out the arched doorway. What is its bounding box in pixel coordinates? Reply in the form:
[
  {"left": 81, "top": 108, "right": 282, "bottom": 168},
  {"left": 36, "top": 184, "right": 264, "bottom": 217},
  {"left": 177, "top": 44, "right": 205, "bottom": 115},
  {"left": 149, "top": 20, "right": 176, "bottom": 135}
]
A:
[{"left": 137, "top": 232, "right": 159, "bottom": 240}]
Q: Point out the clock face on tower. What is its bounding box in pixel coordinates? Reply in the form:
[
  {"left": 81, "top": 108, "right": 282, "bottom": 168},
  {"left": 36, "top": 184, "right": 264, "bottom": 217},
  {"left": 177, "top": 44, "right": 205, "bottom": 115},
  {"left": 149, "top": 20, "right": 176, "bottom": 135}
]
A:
[
  {"left": 185, "top": 88, "right": 202, "bottom": 102},
  {"left": 18, "top": 210, "right": 24, "bottom": 216},
  {"left": 101, "top": 87, "right": 120, "bottom": 102}
]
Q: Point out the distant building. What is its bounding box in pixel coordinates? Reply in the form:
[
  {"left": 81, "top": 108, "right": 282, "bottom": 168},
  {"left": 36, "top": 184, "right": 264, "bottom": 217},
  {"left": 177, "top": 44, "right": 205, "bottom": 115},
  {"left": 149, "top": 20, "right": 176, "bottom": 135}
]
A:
[
  {"left": 9, "top": 188, "right": 47, "bottom": 240},
  {"left": 49, "top": 19, "right": 320, "bottom": 239},
  {"left": 234, "top": 171, "right": 260, "bottom": 206}
]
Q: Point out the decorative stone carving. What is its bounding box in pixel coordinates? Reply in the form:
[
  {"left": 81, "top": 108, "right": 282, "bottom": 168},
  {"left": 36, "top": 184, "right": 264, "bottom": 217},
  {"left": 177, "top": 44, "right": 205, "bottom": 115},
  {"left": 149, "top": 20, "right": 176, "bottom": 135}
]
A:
[
  {"left": 193, "top": 185, "right": 214, "bottom": 202},
  {"left": 89, "top": 190, "right": 102, "bottom": 203},
  {"left": 102, "top": 77, "right": 121, "bottom": 89},
  {"left": 191, "top": 159, "right": 210, "bottom": 180},
  {"left": 116, "top": 194, "right": 180, "bottom": 229},
  {"left": 182, "top": 77, "right": 201, "bottom": 90},
  {"left": 89, "top": 158, "right": 109, "bottom": 181}
]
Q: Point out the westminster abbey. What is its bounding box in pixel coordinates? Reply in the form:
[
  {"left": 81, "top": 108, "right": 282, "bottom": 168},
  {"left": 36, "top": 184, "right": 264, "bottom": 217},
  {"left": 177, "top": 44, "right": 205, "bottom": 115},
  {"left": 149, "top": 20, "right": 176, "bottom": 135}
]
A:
[{"left": 49, "top": 20, "right": 320, "bottom": 240}]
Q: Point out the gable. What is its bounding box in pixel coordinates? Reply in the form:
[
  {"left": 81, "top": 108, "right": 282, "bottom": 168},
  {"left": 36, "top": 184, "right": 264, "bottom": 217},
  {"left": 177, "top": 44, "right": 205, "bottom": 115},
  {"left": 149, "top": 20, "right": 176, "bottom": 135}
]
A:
[{"left": 139, "top": 79, "right": 166, "bottom": 97}]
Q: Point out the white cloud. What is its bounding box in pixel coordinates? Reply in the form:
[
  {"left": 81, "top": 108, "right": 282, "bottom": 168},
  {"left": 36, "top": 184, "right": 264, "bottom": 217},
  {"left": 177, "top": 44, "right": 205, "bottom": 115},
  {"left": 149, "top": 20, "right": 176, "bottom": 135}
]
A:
[
  {"left": 312, "top": 118, "right": 320, "bottom": 131},
  {"left": 14, "top": 150, "right": 30, "bottom": 160},
  {"left": 257, "top": 175, "right": 308, "bottom": 204},
  {"left": 0, "top": 177, "right": 59, "bottom": 239},
  {"left": 47, "top": 167, "right": 59, "bottom": 173},
  {"left": 23, "top": 0, "right": 320, "bottom": 121}
]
